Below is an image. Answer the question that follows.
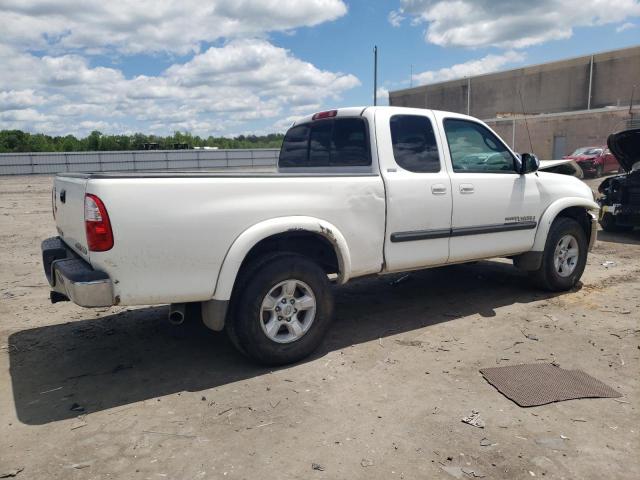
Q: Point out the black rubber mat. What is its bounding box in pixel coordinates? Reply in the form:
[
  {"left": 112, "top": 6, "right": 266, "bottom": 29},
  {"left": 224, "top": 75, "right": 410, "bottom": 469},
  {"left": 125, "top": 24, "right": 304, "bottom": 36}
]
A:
[{"left": 480, "top": 363, "right": 622, "bottom": 407}]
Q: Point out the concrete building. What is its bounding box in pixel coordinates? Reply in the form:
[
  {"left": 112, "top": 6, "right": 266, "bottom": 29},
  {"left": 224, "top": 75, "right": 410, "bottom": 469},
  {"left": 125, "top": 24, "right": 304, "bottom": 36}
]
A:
[{"left": 389, "top": 46, "right": 640, "bottom": 159}]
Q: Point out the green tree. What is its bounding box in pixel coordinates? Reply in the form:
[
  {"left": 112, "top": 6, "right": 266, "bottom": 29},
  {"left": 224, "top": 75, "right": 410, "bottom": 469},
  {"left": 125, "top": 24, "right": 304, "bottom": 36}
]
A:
[
  {"left": 61, "top": 135, "right": 79, "bottom": 152},
  {"left": 0, "top": 129, "right": 285, "bottom": 152},
  {"left": 87, "top": 130, "right": 102, "bottom": 151}
]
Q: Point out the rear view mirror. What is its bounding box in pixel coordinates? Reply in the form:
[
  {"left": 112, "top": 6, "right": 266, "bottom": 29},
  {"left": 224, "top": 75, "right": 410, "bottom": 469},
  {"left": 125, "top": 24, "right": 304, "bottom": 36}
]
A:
[{"left": 519, "top": 153, "right": 539, "bottom": 174}]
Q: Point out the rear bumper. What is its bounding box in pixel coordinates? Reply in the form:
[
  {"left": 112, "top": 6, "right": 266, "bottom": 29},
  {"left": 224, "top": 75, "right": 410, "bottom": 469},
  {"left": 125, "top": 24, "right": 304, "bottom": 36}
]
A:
[{"left": 41, "top": 237, "right": 114, "bottom": 307}]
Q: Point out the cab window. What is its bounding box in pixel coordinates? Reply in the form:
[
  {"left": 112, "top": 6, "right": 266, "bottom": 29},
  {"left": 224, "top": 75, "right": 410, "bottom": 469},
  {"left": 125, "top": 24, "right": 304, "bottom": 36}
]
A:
[
  {"left": 308, "top": 121, "right": 332, "bottom": 166},
  {"left": 279, "top": 124, "right": 310, "bottom": 167},
  {"left": 390, "top": 115, "right": 440, "bottom": 173},
  {"left": 279, "top": 118, "right": 370, "bottom": 168},
  {"left": 444, "top": 119, "right": 515, "bottom": 173}
]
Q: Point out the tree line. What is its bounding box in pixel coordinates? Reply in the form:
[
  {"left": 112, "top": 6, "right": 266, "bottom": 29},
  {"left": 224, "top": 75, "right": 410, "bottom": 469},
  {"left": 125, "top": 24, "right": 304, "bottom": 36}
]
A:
[{"left": 0, "top": 130, "right": 285, "bottom": 153}]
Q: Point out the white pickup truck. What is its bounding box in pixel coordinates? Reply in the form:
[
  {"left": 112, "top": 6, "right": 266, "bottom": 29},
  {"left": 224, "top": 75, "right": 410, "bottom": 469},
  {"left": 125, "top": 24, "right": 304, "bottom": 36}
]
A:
[{"left": 42, "top": 107, "right": 598, "bottom": 365}]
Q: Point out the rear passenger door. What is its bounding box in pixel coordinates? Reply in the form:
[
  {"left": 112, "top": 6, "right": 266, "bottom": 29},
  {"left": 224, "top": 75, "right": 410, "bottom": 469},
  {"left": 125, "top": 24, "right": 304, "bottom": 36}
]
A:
[{"left": 378, "top": 109, "right": 453, "bottom": 271}]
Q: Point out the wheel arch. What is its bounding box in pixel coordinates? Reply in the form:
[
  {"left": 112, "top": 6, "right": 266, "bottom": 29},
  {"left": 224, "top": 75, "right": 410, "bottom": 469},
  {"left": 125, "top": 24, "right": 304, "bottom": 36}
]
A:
[
  {"left": 213, "top": 216, "right": 352, "bottom": 302},
  {"left": 532, "top": 197, "right": 599, "bottom": 252}
]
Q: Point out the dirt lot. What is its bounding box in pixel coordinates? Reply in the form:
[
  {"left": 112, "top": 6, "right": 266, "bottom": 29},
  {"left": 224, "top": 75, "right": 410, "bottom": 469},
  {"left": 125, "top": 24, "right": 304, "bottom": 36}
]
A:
[{"left": 0, "top": 174, "right": 638, "bottom": 480}]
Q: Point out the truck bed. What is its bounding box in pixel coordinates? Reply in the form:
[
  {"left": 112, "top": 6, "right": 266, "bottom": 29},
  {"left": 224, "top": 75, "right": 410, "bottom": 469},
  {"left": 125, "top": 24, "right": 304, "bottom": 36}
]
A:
[
  {"left": 53, "top": 170, "right": 386, "bottom": 305},
  {"left": 59, "top": 169, "right": 377, "bottom": 179}
]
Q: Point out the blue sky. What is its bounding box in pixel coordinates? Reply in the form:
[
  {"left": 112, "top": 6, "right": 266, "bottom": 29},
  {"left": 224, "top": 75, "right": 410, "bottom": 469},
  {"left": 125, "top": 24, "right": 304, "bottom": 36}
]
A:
[{"left": 1, "top": 0, "right": 639, "bottom": 137}]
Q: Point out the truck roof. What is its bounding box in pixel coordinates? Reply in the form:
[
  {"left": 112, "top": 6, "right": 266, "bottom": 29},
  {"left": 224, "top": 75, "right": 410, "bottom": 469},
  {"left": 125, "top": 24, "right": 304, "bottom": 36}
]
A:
[{"left": 290, "top": 106, "right": 475, "bottom": 127}]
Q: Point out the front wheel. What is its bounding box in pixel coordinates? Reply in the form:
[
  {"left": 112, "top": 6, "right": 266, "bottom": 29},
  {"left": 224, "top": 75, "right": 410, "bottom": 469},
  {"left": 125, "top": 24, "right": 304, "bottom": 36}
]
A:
[
  {"left": 529, "top": 217, "right": 588, "bottom": 291},
  {"left": 227, "top": 254, "right": 334, "bottom": 365}
]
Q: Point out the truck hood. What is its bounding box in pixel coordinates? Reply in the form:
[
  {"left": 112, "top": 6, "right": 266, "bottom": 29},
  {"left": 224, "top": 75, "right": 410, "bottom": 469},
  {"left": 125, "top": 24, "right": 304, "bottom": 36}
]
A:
[{"left": 607, "top": 128, "right": 640, "bottom": 173}]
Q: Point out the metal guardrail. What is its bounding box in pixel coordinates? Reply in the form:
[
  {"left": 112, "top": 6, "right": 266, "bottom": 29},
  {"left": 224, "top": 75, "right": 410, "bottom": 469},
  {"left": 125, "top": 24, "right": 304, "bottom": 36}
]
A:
[{"left": 0, "top": 149, "right": 280, "bottom": 175}]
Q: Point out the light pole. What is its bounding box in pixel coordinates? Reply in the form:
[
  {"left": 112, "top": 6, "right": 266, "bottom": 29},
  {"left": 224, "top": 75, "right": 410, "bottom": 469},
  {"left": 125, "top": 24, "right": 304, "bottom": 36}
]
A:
[{"left": 373, "top": 46, "right": 378, "bottom": 106}]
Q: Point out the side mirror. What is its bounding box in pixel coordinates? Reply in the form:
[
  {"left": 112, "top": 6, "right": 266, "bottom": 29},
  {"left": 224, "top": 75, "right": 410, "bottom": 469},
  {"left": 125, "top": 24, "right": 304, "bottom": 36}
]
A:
[{"left": 519, "top": 153, "right": 539, "bottom": 174}]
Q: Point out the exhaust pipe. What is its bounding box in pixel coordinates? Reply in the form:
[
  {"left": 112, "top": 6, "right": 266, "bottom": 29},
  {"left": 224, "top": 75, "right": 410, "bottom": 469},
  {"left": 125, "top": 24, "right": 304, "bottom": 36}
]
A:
[{"left": 168, "top": 303, "right": 186, "bottom": 325}]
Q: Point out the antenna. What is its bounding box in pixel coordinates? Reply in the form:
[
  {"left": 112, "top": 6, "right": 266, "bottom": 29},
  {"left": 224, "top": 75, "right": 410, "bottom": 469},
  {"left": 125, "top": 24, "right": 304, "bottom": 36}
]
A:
[
  {"left": 373, "top": 46, "right": 378, "bottom": 106},
  {"left": 518, "top": 89, "right": 534, "bottom": 154}
]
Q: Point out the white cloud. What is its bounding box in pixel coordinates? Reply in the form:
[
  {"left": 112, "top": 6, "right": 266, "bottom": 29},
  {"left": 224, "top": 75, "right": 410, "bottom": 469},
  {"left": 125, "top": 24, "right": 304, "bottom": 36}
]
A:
[
  {"left": 412, "top": 51, "right": 525, "bottom": 85},
  {"left": 376, "top": 87, "right": 390, "bottom": 105},
  {"left": 0, "top": 0, "right": 348, "bottom": 55},
  {"left": 164, "top": 40, "right": 359, "bottom": 97},
  {"left": 0, "top": 89, "right": 45, "bottom": 110},
  {"left": 0, "top": 1, "right": 359, "bottom": 136},
  {"left": 0, "top": 41, "right": 360, "bottom": 136},
  {"left": 397, "top": 0, "right": 640, "bottom": 48},
  {"left": 0, "top": 108, "right": 51, "bottom": 123},
  {"left": 616, "top": 22, "right": 637, "bottom": 32},
  {"left": 272, "top": 115, "right": 304, "bottom": 132},
  {"left": 388, "top": 10, "right": 405, "bottom": 27}
]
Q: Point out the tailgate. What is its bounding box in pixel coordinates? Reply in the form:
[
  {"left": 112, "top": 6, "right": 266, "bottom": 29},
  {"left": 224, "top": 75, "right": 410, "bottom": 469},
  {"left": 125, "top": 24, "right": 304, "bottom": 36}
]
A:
[{"left": 53, "top": 175, "right": 90, "bottom": 260}]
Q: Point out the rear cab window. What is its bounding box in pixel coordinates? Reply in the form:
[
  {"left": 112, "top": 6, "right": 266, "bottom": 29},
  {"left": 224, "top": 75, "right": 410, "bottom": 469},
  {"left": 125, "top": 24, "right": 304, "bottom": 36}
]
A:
[{"left": 279, "top": 117, "right": 371, "bottom": 169}]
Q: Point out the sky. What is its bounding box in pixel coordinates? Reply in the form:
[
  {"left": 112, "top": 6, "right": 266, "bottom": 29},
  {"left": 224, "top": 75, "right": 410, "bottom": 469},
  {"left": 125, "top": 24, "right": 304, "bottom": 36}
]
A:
[{"left": 1, "top": 0, "right": 639, "bottom": 138}]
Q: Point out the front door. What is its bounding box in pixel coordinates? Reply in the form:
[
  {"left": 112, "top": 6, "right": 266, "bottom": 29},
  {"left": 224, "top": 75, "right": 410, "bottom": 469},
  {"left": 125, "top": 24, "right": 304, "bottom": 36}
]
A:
[
  {"left": 439, "top": 116, "right": 541, "bottom": 263},
  {"left": 378, "top": 109, "right": 453, "bottom": 272}
]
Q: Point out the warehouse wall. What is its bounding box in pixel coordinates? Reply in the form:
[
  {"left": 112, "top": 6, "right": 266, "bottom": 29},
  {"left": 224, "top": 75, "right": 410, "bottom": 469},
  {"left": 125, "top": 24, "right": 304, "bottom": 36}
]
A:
[
  {"left": 487, "top": 108, "right": 634, "bottom": 160},
  {"left": 389, "top": 46, "right": 640, "bottom": 119}
]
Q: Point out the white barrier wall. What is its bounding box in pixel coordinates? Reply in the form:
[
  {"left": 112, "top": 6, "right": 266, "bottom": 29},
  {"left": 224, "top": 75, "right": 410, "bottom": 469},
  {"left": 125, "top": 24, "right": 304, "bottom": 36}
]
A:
[{"left": 0, "top": 149, "right": 280, "bottom": 175}]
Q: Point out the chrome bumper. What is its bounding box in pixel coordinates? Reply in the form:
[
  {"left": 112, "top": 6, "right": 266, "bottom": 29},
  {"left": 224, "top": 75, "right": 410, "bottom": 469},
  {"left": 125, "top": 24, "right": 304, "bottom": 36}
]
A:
[
  {"left": 588, "top": 211, "right": 597, "bottom": 251},
  {"left": 42, "top": 237, "right": 114, "bottom": 307}
]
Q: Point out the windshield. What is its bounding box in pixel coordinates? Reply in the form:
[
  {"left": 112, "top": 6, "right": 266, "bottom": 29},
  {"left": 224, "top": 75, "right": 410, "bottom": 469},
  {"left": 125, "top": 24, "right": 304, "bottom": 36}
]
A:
[{"left": 571, "top": 147, "right": 602, "bottom": 156}]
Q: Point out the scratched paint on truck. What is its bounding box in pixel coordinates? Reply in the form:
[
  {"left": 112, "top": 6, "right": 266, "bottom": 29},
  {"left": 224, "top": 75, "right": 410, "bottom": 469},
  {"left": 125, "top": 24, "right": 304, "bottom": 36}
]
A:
[{"left": 86, "top": 175, "right": 386, "bottom": 305}]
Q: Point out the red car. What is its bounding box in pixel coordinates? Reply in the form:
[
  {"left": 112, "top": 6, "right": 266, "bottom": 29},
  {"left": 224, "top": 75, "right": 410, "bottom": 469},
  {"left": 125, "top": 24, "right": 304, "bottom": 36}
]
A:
[{"left": 563, "top": 146, "right": 620, "bottom": 177}]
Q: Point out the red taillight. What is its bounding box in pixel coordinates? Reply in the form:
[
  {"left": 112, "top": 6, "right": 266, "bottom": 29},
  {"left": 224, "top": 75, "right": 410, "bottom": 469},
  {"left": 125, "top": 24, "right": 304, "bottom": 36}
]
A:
[
  {"left": 312, "top": 110, "right": 337, "bottom": 120},
  {"left": 85, "top": 194, "right": 114, "bottom": 252}
]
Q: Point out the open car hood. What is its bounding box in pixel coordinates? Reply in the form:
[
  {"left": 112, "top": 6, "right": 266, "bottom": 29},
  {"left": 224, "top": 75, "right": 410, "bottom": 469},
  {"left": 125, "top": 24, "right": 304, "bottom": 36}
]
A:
[
  {"left": 563, "top": 155, "right": 597, "bottom": 162},
  {"left": 538, "top": 159, "right": 583, "bottom": 178},
  {"left": 540, "top": 159, "right": 573, "bottom": 169},
  {"left": 607, "top": 128, "right": 640, "bottom": 173}
]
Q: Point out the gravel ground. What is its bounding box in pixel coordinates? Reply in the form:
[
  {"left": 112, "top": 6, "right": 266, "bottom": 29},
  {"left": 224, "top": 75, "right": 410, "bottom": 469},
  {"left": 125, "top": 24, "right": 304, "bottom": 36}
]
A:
[{"left": 0, "top": 174, "right": 638, "bottom": 480}]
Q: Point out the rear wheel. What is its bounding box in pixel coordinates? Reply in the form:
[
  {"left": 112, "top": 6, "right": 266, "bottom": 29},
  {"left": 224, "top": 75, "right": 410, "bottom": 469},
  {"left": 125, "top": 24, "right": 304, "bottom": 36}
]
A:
[
  {"left": 529, "top": 217, "right": 588, "bottom": 291},
  {"left": 227, "top": 253, "right": 333, "bottom": 365}
]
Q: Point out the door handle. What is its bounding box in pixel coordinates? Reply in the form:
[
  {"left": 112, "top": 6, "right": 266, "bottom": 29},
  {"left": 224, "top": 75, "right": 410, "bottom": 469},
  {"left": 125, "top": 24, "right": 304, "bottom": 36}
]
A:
[
  {"left": 431, "top": 184, "right": 447, "bottom": 195},
  {"left": 459, "top": 184, "right": 475, "bottom": 194}
]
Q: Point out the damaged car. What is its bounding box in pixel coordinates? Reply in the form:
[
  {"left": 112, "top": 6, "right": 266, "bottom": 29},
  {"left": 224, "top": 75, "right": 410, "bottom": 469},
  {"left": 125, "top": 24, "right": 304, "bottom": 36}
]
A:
[
  {"left": 564, "top": 145, "right": 619, "bottom": 177},
  {"left": 598, "top": 128, "right": 640, "bottom": 232}
]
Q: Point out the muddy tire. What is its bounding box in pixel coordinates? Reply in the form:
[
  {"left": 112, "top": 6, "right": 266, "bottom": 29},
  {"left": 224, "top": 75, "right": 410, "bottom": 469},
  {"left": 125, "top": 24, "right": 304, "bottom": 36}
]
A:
[
  {"left": 227, "top": 253, "right": 333, "bottom": 365},
  {"left": 529, "top": 217, "right": 588, "bottom": 291}
]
